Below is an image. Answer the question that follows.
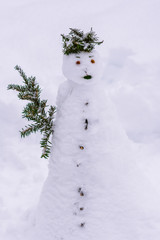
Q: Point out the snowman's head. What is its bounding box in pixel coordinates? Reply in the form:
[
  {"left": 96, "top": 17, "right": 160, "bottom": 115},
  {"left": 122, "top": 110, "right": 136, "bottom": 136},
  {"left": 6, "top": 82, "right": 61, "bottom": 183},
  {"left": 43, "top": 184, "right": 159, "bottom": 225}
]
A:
[{"left": 62, "top": 50, "right": 102, "bottom": 85}]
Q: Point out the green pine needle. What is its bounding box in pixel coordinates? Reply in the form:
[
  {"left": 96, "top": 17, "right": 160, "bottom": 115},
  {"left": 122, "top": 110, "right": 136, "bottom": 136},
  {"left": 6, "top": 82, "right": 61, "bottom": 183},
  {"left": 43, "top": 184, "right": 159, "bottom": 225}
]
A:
[
  {"left": 61, "top": 28, "right": 104, "bottom": 55},
  {"left": 7, "top": 65, "right": 56, "bottom": 159}
]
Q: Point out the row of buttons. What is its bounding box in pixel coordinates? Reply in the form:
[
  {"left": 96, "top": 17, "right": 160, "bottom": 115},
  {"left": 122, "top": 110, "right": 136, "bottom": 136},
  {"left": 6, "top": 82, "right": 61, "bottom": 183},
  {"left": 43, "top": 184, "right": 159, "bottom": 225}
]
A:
[{"left": 76, "top": 102, "right": 89, "bottom": 228}]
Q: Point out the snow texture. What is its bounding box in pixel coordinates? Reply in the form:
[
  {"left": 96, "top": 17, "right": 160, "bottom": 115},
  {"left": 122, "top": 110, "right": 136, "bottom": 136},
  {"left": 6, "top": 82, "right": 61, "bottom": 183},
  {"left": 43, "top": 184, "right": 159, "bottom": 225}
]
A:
[
  {"left": 34, "top": 52, "right": 160, "bottom": 240},
  {"left": 1, "top": 0, "right": 160, "bottom": 239}
]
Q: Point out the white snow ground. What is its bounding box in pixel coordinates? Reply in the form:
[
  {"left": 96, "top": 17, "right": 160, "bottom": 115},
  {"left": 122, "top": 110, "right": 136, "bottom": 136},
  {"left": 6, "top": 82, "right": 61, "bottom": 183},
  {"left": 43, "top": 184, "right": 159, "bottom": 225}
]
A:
[{"left": 0, "top": 0, "right": 160, "bottom": 239}]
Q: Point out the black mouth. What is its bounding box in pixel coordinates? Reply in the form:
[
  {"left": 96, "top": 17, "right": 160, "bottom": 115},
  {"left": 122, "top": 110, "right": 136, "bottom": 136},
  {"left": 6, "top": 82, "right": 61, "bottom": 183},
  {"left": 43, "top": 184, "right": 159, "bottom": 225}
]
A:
[{"left": 83, "top": 75, "right": 92, "bottom": 80}]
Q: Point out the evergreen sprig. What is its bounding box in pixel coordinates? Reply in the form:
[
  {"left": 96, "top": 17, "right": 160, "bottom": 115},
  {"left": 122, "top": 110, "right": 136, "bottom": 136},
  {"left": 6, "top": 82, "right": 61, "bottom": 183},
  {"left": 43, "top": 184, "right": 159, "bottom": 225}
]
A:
[
  {"left": 7, "top": 65, "right": 56, "bottom": 159},
  {"left": 61, "top": 28, "right": 103, "bottom": 55}
]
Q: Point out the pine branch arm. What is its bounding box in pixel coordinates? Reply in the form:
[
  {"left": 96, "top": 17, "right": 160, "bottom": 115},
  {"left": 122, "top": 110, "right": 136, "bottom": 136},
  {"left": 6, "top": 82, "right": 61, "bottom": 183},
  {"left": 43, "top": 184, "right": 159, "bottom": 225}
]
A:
[{"left": 7, "top": 65, "right": 56, "bottom": 159}]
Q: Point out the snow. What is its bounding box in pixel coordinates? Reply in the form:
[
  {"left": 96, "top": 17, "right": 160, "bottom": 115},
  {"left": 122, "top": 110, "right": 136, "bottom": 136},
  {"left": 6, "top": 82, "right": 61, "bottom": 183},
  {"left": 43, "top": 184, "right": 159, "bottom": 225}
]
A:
[
  {"left": 1, "top": 0, "right": 160, "bottom": 239},
  {"left": 34, "top": 70, "right": 129, "bottom": 239},
  {"left": 34, "top": 52, "right": 160, "bottom": 240},
  {"left": 62, "top": 51, "right": 102, "bottom": 85}
]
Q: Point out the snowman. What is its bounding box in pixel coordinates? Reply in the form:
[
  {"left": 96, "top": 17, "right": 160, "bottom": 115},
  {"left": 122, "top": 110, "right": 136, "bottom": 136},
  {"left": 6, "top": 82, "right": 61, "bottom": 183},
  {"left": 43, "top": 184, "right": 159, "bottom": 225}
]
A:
[{"left": 34, "top": 29, "right": 160, "bottom": 240}]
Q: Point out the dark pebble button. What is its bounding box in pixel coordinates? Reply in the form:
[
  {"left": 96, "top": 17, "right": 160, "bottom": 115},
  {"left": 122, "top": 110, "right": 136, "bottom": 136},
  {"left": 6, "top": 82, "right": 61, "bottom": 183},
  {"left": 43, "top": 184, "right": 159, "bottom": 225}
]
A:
[
  {"left": 78, "top": 187, "right": 84, "bottom": 196},
  {"left": 80, "top": 191, "right": 84, "bottom": 196},
  {"left": 80, "top": 222, "right": 85, "bottom": 227},
  {"left": 79, "top": 146, "right": 84, "bottom": 150},
  {"left": 84, "top": 119, "right": 88, "bottom": 130}
]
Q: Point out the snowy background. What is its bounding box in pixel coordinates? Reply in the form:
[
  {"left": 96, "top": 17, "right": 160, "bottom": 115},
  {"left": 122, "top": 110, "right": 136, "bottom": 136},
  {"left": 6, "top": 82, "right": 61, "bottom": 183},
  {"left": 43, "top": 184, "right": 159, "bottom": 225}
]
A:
[{"left": 1, "top": 0, "right": 160, "bottom": 239}]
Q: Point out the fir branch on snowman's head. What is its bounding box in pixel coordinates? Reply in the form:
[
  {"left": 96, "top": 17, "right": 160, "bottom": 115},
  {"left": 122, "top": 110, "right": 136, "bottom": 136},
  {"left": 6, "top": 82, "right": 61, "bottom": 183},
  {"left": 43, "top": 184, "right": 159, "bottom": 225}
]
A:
[{"left": 61, "top": 28, "right": 103, "bottom": 55}]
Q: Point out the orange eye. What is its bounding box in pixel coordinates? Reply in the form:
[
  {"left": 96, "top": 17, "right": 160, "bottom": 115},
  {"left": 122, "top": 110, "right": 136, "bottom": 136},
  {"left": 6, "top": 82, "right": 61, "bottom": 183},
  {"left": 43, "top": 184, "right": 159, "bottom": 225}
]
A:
[
  {"left": 76, "top": 61, "right": 81, "bottom": 65},
  {"left": 91, "top": 59, "right": 95, "bottom": 64}
]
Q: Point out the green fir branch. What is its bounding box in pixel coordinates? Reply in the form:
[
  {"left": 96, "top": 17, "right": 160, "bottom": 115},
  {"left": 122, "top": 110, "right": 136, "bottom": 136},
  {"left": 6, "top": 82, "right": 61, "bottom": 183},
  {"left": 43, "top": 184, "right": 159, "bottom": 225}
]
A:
[
  {"left": 61, "top": 28, "right": 104, "bottom": 55},
  {"left": 20, "top": 123, "right": 42, "bottom": 138},
  {"left": 8, "top": 65, "right": 56, "bottom": 159}
]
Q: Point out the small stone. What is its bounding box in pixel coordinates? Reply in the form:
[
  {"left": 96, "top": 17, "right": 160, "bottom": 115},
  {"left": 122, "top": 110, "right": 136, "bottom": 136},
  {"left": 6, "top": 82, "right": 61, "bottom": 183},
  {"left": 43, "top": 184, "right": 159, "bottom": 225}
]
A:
[
  {"left": 91, "top": 59, "right": 95, "bottom": 64},
  {"left": 85, "top": 102, "right": 89, "bottom": 106},
  {"left": 78, "top": 188, "right": 84, "bottom": 196},
  {"left": 85, "top": 119, "right": 88, "bottom": 124},
  {"left": 80, "top": 191, "right": 84, "bottom": 196},
  {"left": 80, "top": 222, "right": 85, "bottom": 227},
  {"left": 84, "top": 119, "right": 88, "bottom": 130},
  {"left": 80, "top": 207, "right": 84, "bottom": 211},
  {"left": 79, "top": 146, "right": 84, "bottom": 150},
  {"left": 78, "top": 187, "right": 82, "bottom": 192}
]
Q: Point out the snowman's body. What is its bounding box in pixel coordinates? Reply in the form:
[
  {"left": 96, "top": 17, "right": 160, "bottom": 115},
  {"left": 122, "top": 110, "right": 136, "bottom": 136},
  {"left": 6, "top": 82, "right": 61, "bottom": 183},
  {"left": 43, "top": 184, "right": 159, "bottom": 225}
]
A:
[{"left": 35, "top": 51, "right": 160, "bottom": 240}]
